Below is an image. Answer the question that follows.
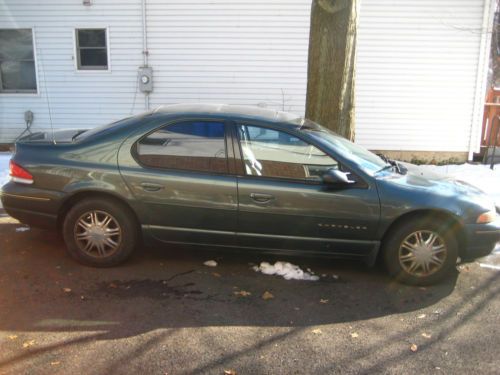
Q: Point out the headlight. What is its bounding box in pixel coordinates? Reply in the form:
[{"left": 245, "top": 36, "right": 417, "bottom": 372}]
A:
[{"left": 477, "top": 209, "right": 497, "bottom": 224}]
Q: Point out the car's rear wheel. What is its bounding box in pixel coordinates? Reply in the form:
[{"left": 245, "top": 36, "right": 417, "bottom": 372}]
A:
[
  {"left": 382, "top": 218, "right": 458, "bottom": 285},
  {"left": 62, "top": 198, "right": 138, "bottom": 267}
]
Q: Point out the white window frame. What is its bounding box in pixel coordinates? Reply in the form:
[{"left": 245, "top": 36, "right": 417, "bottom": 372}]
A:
[
  {"left": 73, "top": 27, "right": 111, "bottom": 72},
  {"left": 0, "top": 27, "right": 39, "bottom": 95}
]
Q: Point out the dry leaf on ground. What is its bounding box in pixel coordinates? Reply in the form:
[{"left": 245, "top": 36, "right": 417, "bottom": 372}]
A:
[
  {"left": 8, "top": 335, "right": 18, "bottom": 340},
  {"left": 417, "top": 314, "right": 426, "bottom": 319},
  {"left": 312, "top": 328, "right": 322, "bottom": 335},
  {"left": 262, "top": 291, "right": 274, "bottom": 300},
  {"left": 410, "top": 344, "right": 418, "bottom": 352},
  {"left": 224, "top": 370, "right": 237, "bottom": 375},
  {"left": 422, "top": 333, "right": 432, "bottom": 339},
  {"left": 62, "top": 288, "right": 72, "bottom": 293},
  {"left": 233, "top": 290, "right": 251, "bottom": 297},
  {"left": 351, "top": 332, "right": 359, "bottom": 338},
  {"left": 22, "top": 340, "right": 35, "bottom": 348},
  {"left": 320, "top": 299, "right": 329, "bottom": 304}
]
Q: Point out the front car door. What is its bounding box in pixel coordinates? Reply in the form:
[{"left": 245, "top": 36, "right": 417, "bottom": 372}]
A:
[
  {"left": 118, "top": 119, "right": 238, "bottom": 246},
  {"left": 233, "top": 123, "right": 381, "bottom": 259}
]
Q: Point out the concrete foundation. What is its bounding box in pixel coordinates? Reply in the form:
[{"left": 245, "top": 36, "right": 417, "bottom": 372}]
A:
[{"left": 370, "top": 150, "right": 468, "bottom": 165}]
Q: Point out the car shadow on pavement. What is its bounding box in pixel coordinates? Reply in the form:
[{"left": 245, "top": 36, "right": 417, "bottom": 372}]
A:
[{"left": 0, "top": 222, "right": 459, "bottom": 337}]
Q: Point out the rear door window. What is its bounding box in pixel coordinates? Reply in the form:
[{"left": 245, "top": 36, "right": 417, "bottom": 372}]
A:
[{"left": 136, "top": 121, "right": 228, "bottom": 174}]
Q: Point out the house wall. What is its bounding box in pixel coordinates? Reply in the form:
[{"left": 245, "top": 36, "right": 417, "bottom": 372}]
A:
[
  {"left": 356, "top": 0, "right": 492, "bottom": 154},
  {"left": 0, "top": 0, "right": 493, "bottom": 158},
  {"left": 0, "top": 0, "right": 144, "bottom": 142},
  {"left": 145, "top": 0, "right": 310, "bottom": 112}
]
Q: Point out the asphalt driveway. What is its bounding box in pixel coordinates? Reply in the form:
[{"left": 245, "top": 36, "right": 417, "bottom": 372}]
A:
[{"left": 0, "top": 211, "right": 499, "bottom": 374}]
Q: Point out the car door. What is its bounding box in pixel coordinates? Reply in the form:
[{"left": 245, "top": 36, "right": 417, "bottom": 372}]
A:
[
  {"left": 118, "top": 119, "right": 238, "bottom": 246},
  {"left": 234, "top": 123, "right": 381, "bottom": 258}
]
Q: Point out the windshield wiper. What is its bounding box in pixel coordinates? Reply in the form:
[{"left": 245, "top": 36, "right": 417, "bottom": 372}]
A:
[
  {"left": 375, "top": 153, "right": 407, "bottom": 175},
  {"left": 375, "top": 164, "right": 396, "bottom": 174},
  {"left": 71, "top": 130, "right": 88, "bottom": 142}
]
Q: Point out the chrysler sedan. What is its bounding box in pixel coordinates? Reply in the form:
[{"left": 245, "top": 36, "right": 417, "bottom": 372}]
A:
[{"left": 1, "top": 104, "right": 499, "bottom": 285}]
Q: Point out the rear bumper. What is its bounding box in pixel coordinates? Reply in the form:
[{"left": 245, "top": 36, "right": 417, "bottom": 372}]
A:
[
  {"left": 0, "top": 182, "right": 64, "bottom": 229},
  {"left": 463, "top": 219, "right": 500, "bottom": 260}
]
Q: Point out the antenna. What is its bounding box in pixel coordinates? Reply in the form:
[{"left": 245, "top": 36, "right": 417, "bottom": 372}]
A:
[{"left": 36, "top": 30, "right": 56, "bottom": 144}]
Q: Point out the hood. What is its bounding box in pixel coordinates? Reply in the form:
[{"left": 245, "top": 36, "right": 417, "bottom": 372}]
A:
[
  {"left": 376, "top": 163, "right": 496, "bottom": 222},
  {"left": 400, "top": 162, "right": 486, "bottom": 195}
]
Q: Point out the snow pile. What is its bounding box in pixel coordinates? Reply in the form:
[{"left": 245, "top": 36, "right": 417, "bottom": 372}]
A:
[
  {"left": 0, "top": 152, "right": 11, "bottom": 187},
  {"left": 418, "top": 163, "right": 500, "bottom": 206},
  {"left": 253, "top": 261, "right": 319, "bottom": 281}
]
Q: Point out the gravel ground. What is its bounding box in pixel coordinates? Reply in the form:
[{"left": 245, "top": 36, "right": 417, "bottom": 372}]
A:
[{"left": 0, "top": 212, "right": 499, "bottom": 375}]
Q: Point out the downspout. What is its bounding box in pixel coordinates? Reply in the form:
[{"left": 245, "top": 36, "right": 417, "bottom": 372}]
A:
[
  {"left": 468, "top": 0, "right": 495, "bottom": 161},
  {"left": 141, "top": 0, "right": 149, "bottom": 110}
]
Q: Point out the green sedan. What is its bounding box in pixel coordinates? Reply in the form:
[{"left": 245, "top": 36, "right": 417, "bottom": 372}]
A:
[{"left": 1, "top": 104, "right": 499, "bottom": 285}]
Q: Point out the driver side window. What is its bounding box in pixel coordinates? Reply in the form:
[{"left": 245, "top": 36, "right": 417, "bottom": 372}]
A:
[{"left": 237, "top": 124, "right": 338, "bottom": 180}]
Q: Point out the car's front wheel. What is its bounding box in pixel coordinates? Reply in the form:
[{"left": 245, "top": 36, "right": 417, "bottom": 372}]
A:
[
  {"left": 383, "top": 218, "right": 458, "bottom": 285},
  {"left": 62, "top": 198, "right": 138, "bottom": 267}
]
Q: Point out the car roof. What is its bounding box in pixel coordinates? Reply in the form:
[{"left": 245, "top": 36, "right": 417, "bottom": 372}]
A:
[{"left": 153, "top": 103, "right": 301, "bottom": 123}]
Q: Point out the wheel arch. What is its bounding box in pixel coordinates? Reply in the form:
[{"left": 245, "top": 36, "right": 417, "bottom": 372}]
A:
[
  {"left": 379, "top": 209, "right": 467, "bottom": 259},
  {"left": 57, "top": 190, "right": 141, "bottom": 234}
]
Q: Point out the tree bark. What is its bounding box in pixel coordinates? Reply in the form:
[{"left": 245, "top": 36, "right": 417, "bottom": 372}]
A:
[{"left": 305, "top": 0, "right": 358, "bottom": 140}]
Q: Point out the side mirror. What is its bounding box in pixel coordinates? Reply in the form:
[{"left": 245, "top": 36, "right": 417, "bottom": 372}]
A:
[{"left": 322, "top": 169, "right": 355, "bottom": 186}]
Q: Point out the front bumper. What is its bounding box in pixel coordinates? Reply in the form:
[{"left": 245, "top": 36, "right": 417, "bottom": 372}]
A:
[{"left": 463, "top": 217, "right": 500, "bottom": 260}]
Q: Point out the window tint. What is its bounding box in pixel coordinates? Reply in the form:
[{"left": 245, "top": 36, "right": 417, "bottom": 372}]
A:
[
  {"left": 76, "top": 29, "right": 108, "bottom": 70},
  {"left": 0, "top": 29, "right": 37, "bottom": 93},
  {"left": 137, "top": 121, "right": 228, "bottom": 173},
  {"left": 238, "top": 125, "right": 338, "bottom": 180}
]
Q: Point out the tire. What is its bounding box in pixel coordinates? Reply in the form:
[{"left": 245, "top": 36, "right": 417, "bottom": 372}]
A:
[
  {"left": 382, "top": 217, "right": 458, "bottom": 286},
  {"left": 62, "top": 198, "right": 138, "bottom": 267}
]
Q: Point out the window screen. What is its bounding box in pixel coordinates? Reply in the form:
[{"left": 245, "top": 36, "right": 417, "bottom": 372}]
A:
[
  {"left": 137, "top": 121, "right": 228, "bottom": 173},
  {"left": 76, "top": 29, "right": 108, "bottom": 70},
  {"left": 0, "top": 29, "right": 37, "bottom": 93},
  {"left": 238, "top": 125, "right": 338, "bottom": 180}
]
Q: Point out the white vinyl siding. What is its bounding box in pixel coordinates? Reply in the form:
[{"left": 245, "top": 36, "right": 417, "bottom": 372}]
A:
[
  {"left": 356, "top": 0, "right": 488, "bottom": 152},
  {"left": 145, "top": 0, "right": 310, "bottom": 112},
  {"left": 0, "top": 0, "right": 143, "bottom": 142},
  {"left": 0, "top": 0, "right": 493, "bottom": 155}
]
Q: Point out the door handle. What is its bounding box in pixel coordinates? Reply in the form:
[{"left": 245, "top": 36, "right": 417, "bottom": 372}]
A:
[
  {"left": 140, "top": 182, "right": 163, "bottom": 192},
  {"left": 250, "top": 193, "right": 274, "bottom": 203}
]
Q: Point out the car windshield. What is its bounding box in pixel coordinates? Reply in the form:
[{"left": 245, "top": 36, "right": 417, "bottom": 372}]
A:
[{"left": 291, "top": 118, "right": 389, "bottom": 175}]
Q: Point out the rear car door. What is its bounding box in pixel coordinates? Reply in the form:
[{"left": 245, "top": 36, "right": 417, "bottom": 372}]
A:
[
  {"left": 234, "top": 123, "right": 380, "bottom": 258},
  {"left": 118, "top": 119, "right": 238, "bottom": 246}
]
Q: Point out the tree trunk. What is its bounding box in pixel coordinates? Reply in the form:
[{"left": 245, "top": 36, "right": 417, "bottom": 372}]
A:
[{"left": 305, "top": 0, "right": 358, "bottom": 140}]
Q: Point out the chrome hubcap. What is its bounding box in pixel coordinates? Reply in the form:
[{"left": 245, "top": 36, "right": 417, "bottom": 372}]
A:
[
  {"left": 74, "top": 210, "right": 122, "bottom": 258},
  {"left": 398, "top": 230, "right": 447, "bottom": 277}
]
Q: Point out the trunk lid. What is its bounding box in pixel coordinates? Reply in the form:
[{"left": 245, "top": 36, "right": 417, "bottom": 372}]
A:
[{"left": 17, "top": 129, "right": 88, "bottom": 144}]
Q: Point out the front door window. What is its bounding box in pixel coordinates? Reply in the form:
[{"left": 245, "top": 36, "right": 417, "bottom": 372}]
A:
[{"left": 237, "top": 124, "right": 338, "bottom": 181}]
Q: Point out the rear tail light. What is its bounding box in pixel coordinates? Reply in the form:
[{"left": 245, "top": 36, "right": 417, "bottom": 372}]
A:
[{"left": 9, "top": 160, "right": 34, "bottom": 185}]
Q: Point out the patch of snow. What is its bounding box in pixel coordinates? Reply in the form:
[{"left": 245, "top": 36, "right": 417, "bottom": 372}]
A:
[
  {"left": 0, "top": 152, "right": 11, "bottom": 188},
  {"left": 477, "top": 243, "right": 500, "bottom": 269},
  {"left": 203, "top": 260, "right": 217, "bottom": 267},
  {"left": 253, "top": 261, "right": 319, "bottom": 281},
  {"left": 418, "top": 163, "right": 500, "bottom": 206},
  {"left": 15, "top": 227, "right": 30, "bottom": 232},
  {"left": 479, "top": 263, "right": 500, "bottom": 271}
]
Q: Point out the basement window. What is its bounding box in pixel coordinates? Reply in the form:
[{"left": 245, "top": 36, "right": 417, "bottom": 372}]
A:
[
  {"left": 0, "top": 29, "right": 37, "bottom": 93},
  {"left": 75, "top": 28, "right": 108, "bottom": 70}
]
